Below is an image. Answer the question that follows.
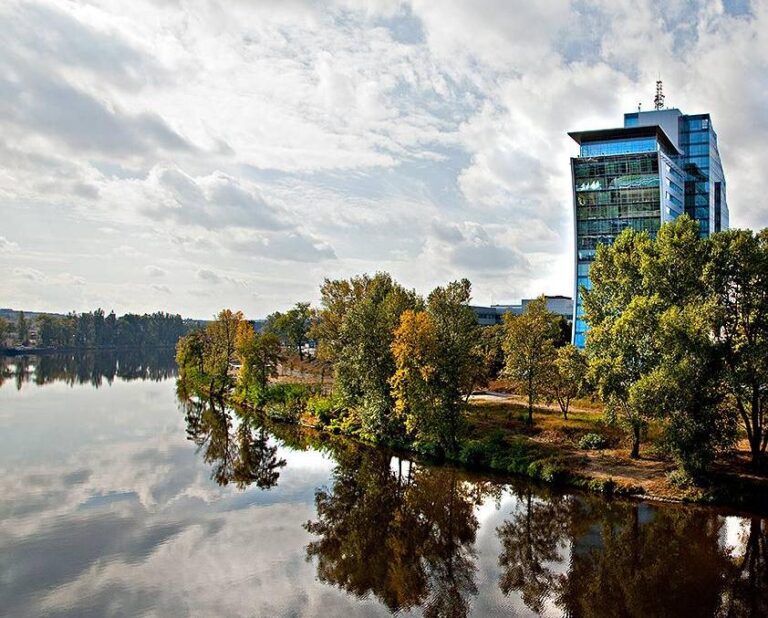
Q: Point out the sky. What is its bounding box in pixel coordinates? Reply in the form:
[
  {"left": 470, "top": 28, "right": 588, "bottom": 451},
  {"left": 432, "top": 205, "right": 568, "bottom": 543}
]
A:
[{"left": 1, "top": 0, "right": 766, "bottom": 319}]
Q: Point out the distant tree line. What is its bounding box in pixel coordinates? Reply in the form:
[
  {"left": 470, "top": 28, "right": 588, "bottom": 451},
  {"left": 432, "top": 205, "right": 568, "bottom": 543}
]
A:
[{"left": 0, "top": 309, "right": 190, "bottom": 349}]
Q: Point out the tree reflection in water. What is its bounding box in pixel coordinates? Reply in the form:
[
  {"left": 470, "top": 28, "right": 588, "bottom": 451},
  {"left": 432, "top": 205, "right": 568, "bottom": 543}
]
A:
[
  {"left": 722, "top": 518, "right": 768, "bottom": 617},
  {"left": 496, "top": 489, "right": 768, "bottom": 617},
  {"left": 304, "top": 444, "right": 499, "bottom": 617},
  {"left": 182, "top": 397, "right": 286, "bottom": 490},
  {"left": 0, "top": 348, "right": 178, "bottom": 390}
]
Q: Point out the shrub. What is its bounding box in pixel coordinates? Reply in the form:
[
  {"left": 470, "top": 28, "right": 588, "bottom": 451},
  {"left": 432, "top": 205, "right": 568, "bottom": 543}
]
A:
[
  {"left": 459, "top": 440, "right": 489, "bottom": 467},
  {"left": 578, "top": 432, "right": 609, "bottom": 450},
  {"left": 413, "top": 439, "right": 444, "bottom": 461},
  {"left": 527, "top": 458, "right": 567, "bottom": 483},
  {"left": 263, "top": 383, "right": 309, "bottom": 422},
  {"left": 306, "top": 394, "right": 341, "bottom": 426}
]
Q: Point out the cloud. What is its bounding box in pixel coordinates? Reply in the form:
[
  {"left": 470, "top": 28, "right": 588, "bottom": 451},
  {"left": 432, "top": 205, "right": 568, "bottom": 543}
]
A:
[
  {"left": 145, "top": 265, "right": 167, "bottom": 278},
  {"left": 13, "top": 267, "right": 45, "bottom": 282},
  {"left": 196, "top": 269, "right": 221, "bottom": 285},
  {"left": 1, "top": 0, "right": 766, "bottom": 316},
  {"left": 424, "top": 221, "right": 530, "bottom": 275},
  {"left": 138, "top": 167, "right": 289, "bottom": 231},
  {"left": 0, "top": 236, "right": 18, "bottom": 253},
  {"left": 230, "top": 231, "right": 337, "bottom": 263}
]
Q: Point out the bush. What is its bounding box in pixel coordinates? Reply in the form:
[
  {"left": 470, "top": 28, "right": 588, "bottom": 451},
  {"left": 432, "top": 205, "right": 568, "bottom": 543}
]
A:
[
  {"left": 306, "top": 394, "right": 341, "bottom": 426},
  {"left": 413, "top": 439, "right": 445, "bottom": 461},
  {"left": 578, "top": 432, "right": 609, "bottom": 450},
  {"left": 527, "top": 458, "right": 567, "bottom": 483},
  {"left": 459, "top": 440, "right": 489, "bottom": 467},
  {"left": 263, "top": 383, "right": 309, "bottom": 422},
  {"left": 328, "top": 408, "right": 363, "bottom": 436},
  {"left": 490, "top": 437, "right": 540, "bottom": 475}
]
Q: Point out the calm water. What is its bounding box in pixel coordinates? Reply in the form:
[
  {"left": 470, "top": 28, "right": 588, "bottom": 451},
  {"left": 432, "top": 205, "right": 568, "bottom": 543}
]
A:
[{"left": 1, "top": 352, "right": 766, "bottom": 617}]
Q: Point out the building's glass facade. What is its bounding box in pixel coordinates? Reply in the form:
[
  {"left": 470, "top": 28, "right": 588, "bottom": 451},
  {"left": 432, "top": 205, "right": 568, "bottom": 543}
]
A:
[{"left": 570, "top": 108, "right": 728, "bottom": 348}]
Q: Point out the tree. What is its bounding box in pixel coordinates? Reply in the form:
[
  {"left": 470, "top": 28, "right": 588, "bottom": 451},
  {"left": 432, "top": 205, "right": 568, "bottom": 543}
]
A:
[
  {"left": 315, "top": 273, "right": 420, "bottom": 442},
  {"left": 502, "top": 296, "right": 560, "bottom": 425},
  {"left": 630, "top": 303, "right": 736, "bottom": 479},
  {"left": 391, "top": 309, "right": 439, "bottom": 443},
  {"left": 391, "top": 280, "right": 480, "bottom": 455},
  {"left": 37, "top": 314, "right": 60, "bottom": 347},
  {"left": 264, "top": 302, "right": 312, "bottom": 359},
  {"left": 176, "top": 309, "right": 244, "bottom": 397},
  {"left": 584, "top": 223, "right": 688, "bottom": 459},
  {"left": 235, "top": 320, "right": 281, "bottom": 393},
  {"left": 546, "top": 344, "right": 588, "bottom": 420},
  {"left": 0, "top": 317, "right": 8, "bottom": 347},
  {"left": 704, "top": 229, "right": 768, "bottom": 468},
  {"left": 16, "top": 311, "right": 29, "bottom": 346},
  {"left": 204, "top": 309, "right": 244, "bottom": 395},
  {"left": 475, "top": 324, "right": 505, "bottom": 385}
]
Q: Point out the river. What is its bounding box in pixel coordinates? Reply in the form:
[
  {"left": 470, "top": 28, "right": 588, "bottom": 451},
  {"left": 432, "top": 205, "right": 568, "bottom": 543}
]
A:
[{"left": 1, "top": 351, "right": 766, "bottom": 617}]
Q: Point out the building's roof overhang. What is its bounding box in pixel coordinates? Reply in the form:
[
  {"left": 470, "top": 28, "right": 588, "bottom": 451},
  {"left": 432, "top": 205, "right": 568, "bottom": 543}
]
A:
[{"left": 568, "top": 125, "right": 682, "bottom": 156}]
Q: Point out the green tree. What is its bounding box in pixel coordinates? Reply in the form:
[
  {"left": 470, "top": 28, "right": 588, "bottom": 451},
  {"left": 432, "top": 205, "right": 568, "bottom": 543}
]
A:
[
  {"left": 546, "top": 344, "right": 588, "bottom": 420},
  {"left": 235, "top": 320, "right": 281, "bottom": 393},
  {"left": 316, "top": 273, "right": 420, "bottom": 442},
  {"left": 204, "top": 309, "right": 244, "bottom": 396},
  {"left": 590, "top": 294, "right": 663, "bottom": 458},
  {"left": 584, "top": 221, "right": 700, "bottom": 459},
  {"left": 176, "top": 309, "right": 244, "bottom": 397},
  {"left": 0, "top": 317, "right": 9, "bottom": 347},
  {"left": 390, "top": 280, "right": 480, "bottom": 455},
  {"left": 37, "top": 314, "right": 59, "bottom": 347},
  {"left": 502, "top": 296, "right": 560, "bottom": 425},
  {"left": 16, "top": 311, "right": 29, "bottom": 346},
  {"left": 704, "top": 229, "right": 768, "bottom": 468},
  {"left": 630, "top": 303, "right": 735, "bottom": 479},
  {"left": 586, "top": 216, "right": 739, "bottom": 468},
  {"left": 475, "top": 324, "right": 505, "bottom": 384},
  {"left": 264, "top": 302, "right": 312, "bottom": 359}
]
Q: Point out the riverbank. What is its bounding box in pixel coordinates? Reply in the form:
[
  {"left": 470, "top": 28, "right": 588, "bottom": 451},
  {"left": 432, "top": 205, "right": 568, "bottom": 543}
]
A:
[{"left": 226, "top": 384, "right": 768, "bottom": 512}]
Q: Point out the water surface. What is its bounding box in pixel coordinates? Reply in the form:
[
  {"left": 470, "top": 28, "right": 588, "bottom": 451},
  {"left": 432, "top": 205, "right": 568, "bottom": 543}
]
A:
[{"left": 1, "top": 352, "right": 766, "bottom": 617}]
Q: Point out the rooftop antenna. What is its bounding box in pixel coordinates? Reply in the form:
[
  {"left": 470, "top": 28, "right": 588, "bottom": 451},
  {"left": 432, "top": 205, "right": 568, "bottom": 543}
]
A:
[{"left": 654, "top": 79, "right": 665, "bottom": 110}]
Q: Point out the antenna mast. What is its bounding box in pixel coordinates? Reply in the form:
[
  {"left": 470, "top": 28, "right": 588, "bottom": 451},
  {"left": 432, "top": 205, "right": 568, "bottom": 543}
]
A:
[{"left": 654, "top": 80, "right": 665, "bottom": 110}]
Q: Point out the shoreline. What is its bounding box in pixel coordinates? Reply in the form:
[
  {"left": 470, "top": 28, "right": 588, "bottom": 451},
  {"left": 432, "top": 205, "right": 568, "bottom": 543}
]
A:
[
  {"left": 0, "top": 344, "right": 177, "bottom": 356},
  {"left": 224, "top": 390, "right": 768, "bottom": 515}
]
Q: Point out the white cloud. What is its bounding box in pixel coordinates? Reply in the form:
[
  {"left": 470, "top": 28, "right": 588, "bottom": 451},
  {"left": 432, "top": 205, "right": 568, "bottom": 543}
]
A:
[
  {"left": 145, "top": 265, "right": 167, "bottom": 278},
  {"left": 0, "top": 236, "right": 19, "bottom": 253},
  {"left": 0, "top": 0, "right": 766, "bottom": 316}
]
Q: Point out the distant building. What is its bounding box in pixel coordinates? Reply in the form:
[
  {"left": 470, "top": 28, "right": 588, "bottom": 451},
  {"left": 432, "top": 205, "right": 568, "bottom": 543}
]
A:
[
  {"left": 471, "top": 296, "right": 573, "bottom": 326},
  {"left": 569, "top": 85, "right": 728, "bottom": 347}
]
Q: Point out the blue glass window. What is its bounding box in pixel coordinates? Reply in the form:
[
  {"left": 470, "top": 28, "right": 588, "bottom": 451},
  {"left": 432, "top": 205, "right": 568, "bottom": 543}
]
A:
[{"left": 580, "top": 138, "right": 657, "bottom": 157}]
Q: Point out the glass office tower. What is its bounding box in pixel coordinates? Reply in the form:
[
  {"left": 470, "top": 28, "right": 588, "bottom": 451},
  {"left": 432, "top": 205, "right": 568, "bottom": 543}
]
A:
[{"left": 570, "top": 108, "right": 728, "bottom": 348}]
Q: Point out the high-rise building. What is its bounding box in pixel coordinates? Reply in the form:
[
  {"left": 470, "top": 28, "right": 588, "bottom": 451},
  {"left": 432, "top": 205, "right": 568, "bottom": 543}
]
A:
[{"left": 568, "top": 89, "right": 728, "bottom": 347}]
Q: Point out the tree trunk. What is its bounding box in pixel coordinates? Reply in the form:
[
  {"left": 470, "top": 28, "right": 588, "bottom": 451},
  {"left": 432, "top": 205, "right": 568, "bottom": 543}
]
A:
[
  {"left": 751, "top": 433, "right": 764, "bottom": 469},
  {"left": 630, "top": 424, "right": 641, "bottom": 459},
  {"left": 527, "top": 392, "right": 533, "bottom": 426},
  {"left": 527, "top": 375, "right": 533, "bottom": 425}
]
